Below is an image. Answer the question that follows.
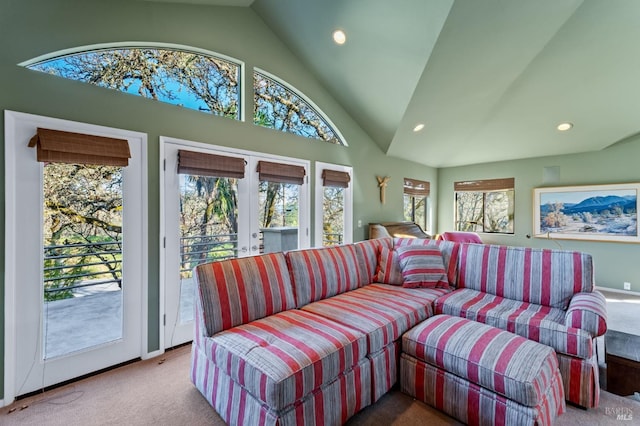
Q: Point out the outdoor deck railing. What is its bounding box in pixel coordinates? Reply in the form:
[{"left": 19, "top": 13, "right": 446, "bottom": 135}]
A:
[
  {"left": 323, "top": 232, "right": 343, "bottom": 246},
  {"left": 44, "top": 240, "right": 122, "bottom": 296},
  {"left": 46, "top": 230, "right": 340, "bottom": 295},
  {"left": 180, "top": 233, "right": 240, "bottom": 273},
  {"left": 181, "top": 232, "right": 344, "bottom": 273}
]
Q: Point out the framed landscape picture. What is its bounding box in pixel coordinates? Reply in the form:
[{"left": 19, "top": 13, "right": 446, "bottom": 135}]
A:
[{"left": 533, "top": 183, "right": 640, "bottom": 243}]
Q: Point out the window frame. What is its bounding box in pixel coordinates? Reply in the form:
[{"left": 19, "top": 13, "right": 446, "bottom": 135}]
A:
[
  {"left": 314, "top": 162, "right": 353, "bottom": 247},
  {"left": 254, "top": 67, "right": 347, "bottom": 146},
  {"left": 20, "top": 42, "right": 245, "bottom": 121},
  {"left": 454, "top": 178, "right": 515, "bottom": 234},
  {"left": 4, "top": 109, "right": 149, "bottom": 402},
  {"left": 403, "top": 178, "right": 430, "bottom": 233}
]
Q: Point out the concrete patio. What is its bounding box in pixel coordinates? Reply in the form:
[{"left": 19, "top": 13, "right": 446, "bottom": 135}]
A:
[{"left": 44, "top": 278, "right": 194, "bottom": 358}]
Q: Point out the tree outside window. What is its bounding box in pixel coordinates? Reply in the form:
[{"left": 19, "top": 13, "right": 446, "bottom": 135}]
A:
[
  {"left": 316, "top": 164, "right": 352, "bottom": 247},
  {"left": 27, "top": 46, "right": 240, "bottom": 119},
  {"left": 403, "top": 178, "right": 430, "bottom": 233},
  {"left": 254, "top": 70, "right": 345, "bottom": 145},
  {"left": 454, "top": 178, "right": 515, "bottom": 234}
]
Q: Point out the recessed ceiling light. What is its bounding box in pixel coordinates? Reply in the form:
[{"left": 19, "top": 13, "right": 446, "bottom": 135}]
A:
[
  {"left": 413, "top": 123, "right": 425, "bottom": 132},
  {"left": 557, "top": 122, "right": 573, "bottom": 132},
  {"left": 332, "top": 29, "right": 346, "bottom": 45}
]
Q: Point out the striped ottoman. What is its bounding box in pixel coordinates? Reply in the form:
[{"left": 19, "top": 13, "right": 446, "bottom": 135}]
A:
[{"left": 401, "top": 315, "right": 566, "bottom": 426}]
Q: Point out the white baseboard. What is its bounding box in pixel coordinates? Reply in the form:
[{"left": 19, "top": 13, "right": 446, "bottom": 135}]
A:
[{"left": 595, "top": 286, "right": 640, "bottom": 296}]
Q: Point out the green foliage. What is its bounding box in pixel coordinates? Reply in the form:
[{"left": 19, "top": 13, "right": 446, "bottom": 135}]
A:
[
  {"left": 43, "top": 164, "right": 123, "bottom": 302},
  {"left": 30, "top": 48, "right": 240, "bottom": 119},
  {"left": 404, "top": 194, "right": 427, "bottom": 232},
  {"left": 179, "top": 175, "right": 240, "bottom": 276},
  {"left": 323, "top": 187, "right": 345, "bottom": 246},
  {"left": 254, "top": 71, "right": 343, "bottom": 145}
]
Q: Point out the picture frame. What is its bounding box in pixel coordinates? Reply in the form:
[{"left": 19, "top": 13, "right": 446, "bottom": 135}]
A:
[{"left": 533, "top": 183, "right": 640, "bottom": 243}]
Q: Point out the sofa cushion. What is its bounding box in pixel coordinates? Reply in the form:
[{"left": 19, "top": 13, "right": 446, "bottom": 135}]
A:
[
  {"left": 393, "top": 238, "right": 460, "bottom": 287},
  {"left": 287, "top": 244, "right": 367, "bottom": 307},
  {"left": 204, "top": 309, "right": 368, "bottom": 411},
  {"left": 355, "top": 238, "right": 393, "bottom": 282},
  {"left": 301, "top": 284, "right": 449, "bottom": 353},
  {"left": 458, "top": 243, "right": 594, "bottom": 309},
  {"left": 435, "top": 288, "right": 594, "bottom": 359},
  {"left": 373, "top": 246, "right": 403, "bottom": 285},
  {"left": 438, "top": 231, "right": 482, "bottom": 243},
  {"left": 396, "top": 245, "right": 448, "bottom": 289},
  {"left": 194, "top": 252, "right": 296, "bottom": 336},
  {"left": 403, "top": 314, "right": 562, "bottom": 408}
]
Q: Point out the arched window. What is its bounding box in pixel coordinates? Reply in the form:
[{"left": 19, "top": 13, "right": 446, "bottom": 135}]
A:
[
  {"left": 23, "top": 44, "right": 241, "bottom": 119},
  {"left": 254, "top": 69, "right": 346, "bottom": 145}
]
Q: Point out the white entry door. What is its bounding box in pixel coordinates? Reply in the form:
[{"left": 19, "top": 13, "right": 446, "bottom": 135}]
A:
[
  {"left": 161, "top": 137, "right": 309, "bottom": 348},
  {"left": 4, "top": 111, "right": 147, "bottom": 401}
]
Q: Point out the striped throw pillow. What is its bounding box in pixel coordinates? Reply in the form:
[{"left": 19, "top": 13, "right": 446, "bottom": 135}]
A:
[
  {"left": 396, "top": 245, "right": 448, "bottom": 289},
  {"left": 373, "top": 246, "right": 403, "bottom": 285}
]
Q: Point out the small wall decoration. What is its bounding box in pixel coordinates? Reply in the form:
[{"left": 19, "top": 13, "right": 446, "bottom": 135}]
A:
[
  {"left": 376, "top": 175, "right": 390, "bottom": 204},
  {"left": 533, "top": 183, "right": 640, "bottom": 243}
]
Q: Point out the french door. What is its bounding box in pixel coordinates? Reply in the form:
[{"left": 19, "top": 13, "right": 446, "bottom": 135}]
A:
[
  {"left": 4, "top": 111, "right": 147, "bottom": 401},
  {"left": 161, "top": 137, "right": 309, "bottom": 348}
]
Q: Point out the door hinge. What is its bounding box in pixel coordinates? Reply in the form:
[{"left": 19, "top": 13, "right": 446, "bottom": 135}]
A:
[
  {"left": 163, "top": 159, "right": 166, "bottom": 171},
  {"left": 306, "top": 228, "right": 309, "bottom": 236},
  {"left": 163, "top": 237, "right": 166, "bottom": 248},
  {"left": 163, "top": 314, "right": 166, "bottom": 326}
]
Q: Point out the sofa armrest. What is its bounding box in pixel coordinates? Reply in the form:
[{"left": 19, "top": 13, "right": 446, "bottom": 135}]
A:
[{"left": 565, "top": 291, "right": 607, "bottom": 337}]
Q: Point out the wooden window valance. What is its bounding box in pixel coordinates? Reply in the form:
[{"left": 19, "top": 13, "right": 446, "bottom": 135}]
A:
[
  {"left": 28, "top": 128, "right": 131, "bottom": 166},
  {"left": 454, "top": 177, "right": 514, "bottom": 192},
  {"left": 322, "top": 169, "right": 350, "bottom": 188},
  {"left": 177, "top": 150, "right": 245, "bottom": 178},
  {"left": 403, "top": 178, "right": 430, "bottom": 197},
  {"left": 257, "top": 161, "right": 306, "bottom": 185}
]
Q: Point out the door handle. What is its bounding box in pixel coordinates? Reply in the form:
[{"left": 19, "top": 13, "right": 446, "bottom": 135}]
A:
[
  {"left": 252, "top": 233, "right": 258, "bottom": 238},
  {"left": 251, "top": 245, "right": 258, "bottom": 251},
  {"left": 241, "top": 247, "right": 248, "bottom": 253}
]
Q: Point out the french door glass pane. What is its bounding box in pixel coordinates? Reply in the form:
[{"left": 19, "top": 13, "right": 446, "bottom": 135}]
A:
[
  {"left": 322, "top": 186, "right": 344, "bottom": 246},
  {"left": 258, "top": 181, "right": 300, "bottom": 253},
  {"left": 43, "top": 163, "right": 123, "bottom": 359},
  {"left": 179, "top": 174, "right": 239, "bottom": 323}
]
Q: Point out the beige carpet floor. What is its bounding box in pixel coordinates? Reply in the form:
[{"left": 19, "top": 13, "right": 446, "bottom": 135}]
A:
[{"left": 3, "top": 344, "right": 639, "bottom": 425}]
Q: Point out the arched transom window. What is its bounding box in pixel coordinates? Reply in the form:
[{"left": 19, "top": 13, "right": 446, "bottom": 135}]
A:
[
  {"left": 24, "top": 45, "right": 241, "bottom": 119},
  {"left": 254, "top": 70, "right": 346, "bottom": 145},
  {"left": 22, "top": 45, "right": 346, "bottom": 145}
]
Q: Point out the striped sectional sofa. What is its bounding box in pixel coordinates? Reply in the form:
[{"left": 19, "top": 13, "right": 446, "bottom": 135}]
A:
[
  {"left": 434, "top": 243, "right": 607, "bottom": 409},
  {"left": 191, "top": 237, "right": 606, "bottom": 425}
]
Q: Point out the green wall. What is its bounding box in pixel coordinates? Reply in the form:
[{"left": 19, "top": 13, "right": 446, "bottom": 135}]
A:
[
  {"left": 10, "top": 0, "right": 637, "bottom": 404},
  {"left": 0, "top": 0, "right": 436, "bottom": 400},
  {"left": 438, "top": 135, "right": 640, "bottom": 293}
]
